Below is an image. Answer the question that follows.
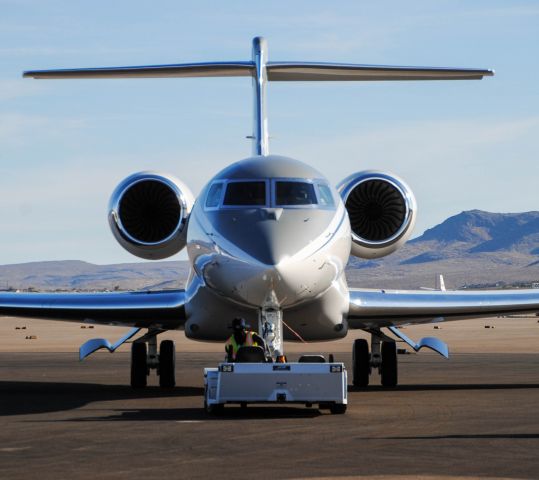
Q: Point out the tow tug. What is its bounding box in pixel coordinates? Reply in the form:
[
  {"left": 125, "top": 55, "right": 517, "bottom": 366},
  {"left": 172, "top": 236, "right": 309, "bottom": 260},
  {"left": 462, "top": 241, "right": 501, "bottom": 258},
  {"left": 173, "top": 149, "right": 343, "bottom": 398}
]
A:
[{"left": 203, "top": 306, "right": 348, "bottom": 414}]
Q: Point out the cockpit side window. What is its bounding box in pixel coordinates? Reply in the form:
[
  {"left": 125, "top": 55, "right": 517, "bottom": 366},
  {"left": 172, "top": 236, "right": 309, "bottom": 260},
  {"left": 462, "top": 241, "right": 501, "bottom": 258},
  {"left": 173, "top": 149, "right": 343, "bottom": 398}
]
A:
[
  {"left": 223, "top": 181, "right": 267, "bottom": 206},
  {"left": 205, "top": 182, "right": 224, "bottom": 208},
  {"left": 317, "top": 184, "right": 335, "bottom": 207},
  {"left": 275, "top": 181, "right": 317, "bottom": 206}
]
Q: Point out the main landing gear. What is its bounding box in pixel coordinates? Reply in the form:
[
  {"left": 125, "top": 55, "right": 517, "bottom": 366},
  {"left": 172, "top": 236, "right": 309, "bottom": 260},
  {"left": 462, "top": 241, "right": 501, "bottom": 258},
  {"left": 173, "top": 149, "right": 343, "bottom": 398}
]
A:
[
  {"left": 352, "top": 332, "right": 398, "bottom": 388},
  {"left": 130, "top": 334, "right": 176, "bottom": 388}
]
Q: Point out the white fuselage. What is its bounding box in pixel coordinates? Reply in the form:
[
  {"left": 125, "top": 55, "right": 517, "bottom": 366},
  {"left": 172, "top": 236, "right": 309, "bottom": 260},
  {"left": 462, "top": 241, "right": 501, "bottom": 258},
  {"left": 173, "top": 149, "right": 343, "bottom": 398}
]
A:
[{"left": 182, "top": 155, "right": 352, "bottom": 342}]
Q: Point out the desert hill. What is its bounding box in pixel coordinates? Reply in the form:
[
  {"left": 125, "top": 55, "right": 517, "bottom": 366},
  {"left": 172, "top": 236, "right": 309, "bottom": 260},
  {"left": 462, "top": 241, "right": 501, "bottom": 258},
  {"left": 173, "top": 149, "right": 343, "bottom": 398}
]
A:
[{"left": 347, "top": 210, "right": 539, "bottom": 289}]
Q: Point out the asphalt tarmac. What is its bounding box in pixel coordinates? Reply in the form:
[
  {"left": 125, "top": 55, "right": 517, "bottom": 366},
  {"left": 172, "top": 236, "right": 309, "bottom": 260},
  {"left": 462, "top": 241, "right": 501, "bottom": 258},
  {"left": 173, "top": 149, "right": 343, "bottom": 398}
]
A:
[{"left": 1, "top": 351, "right": 539, "bottom": 480}]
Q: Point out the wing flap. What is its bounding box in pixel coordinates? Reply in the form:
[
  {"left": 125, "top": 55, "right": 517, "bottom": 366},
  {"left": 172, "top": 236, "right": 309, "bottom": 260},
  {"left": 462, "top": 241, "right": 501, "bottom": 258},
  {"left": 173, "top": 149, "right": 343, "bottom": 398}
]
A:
[{"left": 0, "top": 290, "right": 186, "bottom": 328}]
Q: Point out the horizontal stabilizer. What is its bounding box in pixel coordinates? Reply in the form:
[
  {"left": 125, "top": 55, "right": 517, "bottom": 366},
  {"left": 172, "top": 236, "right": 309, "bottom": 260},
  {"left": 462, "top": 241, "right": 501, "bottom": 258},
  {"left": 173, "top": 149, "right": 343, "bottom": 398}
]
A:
[
  {"left": 23, "top": 37, "right": 494, "bottom": 157},
  {"left": 24, "top": 62, "right": 493, "bottom": 82},
  {"left": 24, "top": 62, "right": 255, "bottom": 79},
  {"left": 266, "top": 62, "right": 493, "bottom": 81}
]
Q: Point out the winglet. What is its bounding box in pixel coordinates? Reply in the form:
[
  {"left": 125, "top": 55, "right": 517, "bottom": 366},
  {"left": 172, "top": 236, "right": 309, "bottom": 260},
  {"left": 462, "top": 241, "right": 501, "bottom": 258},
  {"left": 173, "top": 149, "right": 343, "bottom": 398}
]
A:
[
  {"left": 79, "top": 327, "right": 141, "bottom": 361},
  {"left": 388, "top": 326, "right": 449, "bottom": 358}
]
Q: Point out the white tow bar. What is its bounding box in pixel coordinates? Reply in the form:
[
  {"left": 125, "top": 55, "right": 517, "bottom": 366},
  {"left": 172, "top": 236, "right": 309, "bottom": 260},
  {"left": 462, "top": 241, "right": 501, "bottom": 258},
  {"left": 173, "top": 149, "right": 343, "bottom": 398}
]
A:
[{"left": 204, "top": 361, "right": 348, "bottom": 414}]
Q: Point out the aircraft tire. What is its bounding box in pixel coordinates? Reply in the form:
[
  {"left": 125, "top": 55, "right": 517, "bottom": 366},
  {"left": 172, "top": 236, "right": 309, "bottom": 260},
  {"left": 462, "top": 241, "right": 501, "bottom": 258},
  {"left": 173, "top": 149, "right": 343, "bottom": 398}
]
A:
[
  {"left": 131, "top": 342, "right": 147, "bottom": 388},
  {"left": 352, "top": 338, "right": 370, "bottom": 387},
  {"left": 381, "top": 341, "right": 398, "bottom": 387},
  {"left": 159, "top": 340, "right": 176, "bottom": 388}
]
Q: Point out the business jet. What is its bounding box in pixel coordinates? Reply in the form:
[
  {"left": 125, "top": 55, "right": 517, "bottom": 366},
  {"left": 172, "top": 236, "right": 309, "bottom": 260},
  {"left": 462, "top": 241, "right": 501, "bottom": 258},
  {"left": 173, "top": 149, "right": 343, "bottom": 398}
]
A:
[{"left": 3, "top": 37, "right": 538, "bottom": 390}]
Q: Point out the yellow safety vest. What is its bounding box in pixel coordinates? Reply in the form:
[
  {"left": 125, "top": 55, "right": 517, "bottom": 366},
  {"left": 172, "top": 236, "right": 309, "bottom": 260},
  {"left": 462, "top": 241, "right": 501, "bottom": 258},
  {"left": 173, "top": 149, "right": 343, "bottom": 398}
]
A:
[{"left": 225, "top": 331, "right": 259, "bottom": 360}]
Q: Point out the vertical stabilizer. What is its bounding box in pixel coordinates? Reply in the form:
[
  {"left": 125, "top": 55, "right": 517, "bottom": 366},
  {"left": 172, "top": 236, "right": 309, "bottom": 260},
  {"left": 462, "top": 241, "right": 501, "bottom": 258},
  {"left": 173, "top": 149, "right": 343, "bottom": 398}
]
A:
[
  {"left": 251, "top": 37, "right": 269, "bottom": 156},
  {"left": 435, "top": 274, "right": 447, "bottom": 291}
]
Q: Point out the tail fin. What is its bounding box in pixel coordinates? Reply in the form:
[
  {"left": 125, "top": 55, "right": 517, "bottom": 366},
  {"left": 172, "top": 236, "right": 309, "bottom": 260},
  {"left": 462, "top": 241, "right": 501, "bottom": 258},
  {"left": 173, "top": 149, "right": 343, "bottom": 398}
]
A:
[
  {"left": 435, "top": 274, "right": 447, "bottom": 292},
  {"left": 24, "top": 36, "right": 494, "bottom": 157}
]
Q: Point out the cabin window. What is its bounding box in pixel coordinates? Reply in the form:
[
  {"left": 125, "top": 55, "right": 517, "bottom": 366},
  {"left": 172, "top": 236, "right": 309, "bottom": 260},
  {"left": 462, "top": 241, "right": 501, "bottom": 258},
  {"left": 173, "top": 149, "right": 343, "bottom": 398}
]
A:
[
  {"left": 317, "top": 184, "right": 335, "bottom": 207},
  {"left": 223, "top": 181, "right": 267, "bottom": 206},
  {"left": 275, "top": 181, "right": 317, "bottom": 206},
  {"left": 205, "top": 182, "right": 224, "bottom": 208}
]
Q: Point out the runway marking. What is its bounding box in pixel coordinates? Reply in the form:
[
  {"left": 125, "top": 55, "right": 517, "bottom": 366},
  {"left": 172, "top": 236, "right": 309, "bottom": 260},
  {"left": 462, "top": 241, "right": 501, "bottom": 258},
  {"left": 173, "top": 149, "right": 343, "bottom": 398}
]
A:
[
  {"left": 0, "top": 447, "right": 31, "bottom": 453},
  {"left": 176, "top": 420, "right": 203, "bottom": 424}
]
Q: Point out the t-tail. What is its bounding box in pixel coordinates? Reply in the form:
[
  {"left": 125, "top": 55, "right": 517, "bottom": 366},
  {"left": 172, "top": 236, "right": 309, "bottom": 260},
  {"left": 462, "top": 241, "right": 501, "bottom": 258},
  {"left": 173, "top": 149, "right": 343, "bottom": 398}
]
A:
[{"left": 24, "top": 36, "right": 494, "bottom": 157}]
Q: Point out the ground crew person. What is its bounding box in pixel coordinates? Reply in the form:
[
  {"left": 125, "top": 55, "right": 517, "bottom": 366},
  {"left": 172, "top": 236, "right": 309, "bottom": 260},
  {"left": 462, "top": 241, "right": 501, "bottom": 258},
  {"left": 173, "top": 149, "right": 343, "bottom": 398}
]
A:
[{"left": 225, "top": 317, "right": 265, "bottom": 361}]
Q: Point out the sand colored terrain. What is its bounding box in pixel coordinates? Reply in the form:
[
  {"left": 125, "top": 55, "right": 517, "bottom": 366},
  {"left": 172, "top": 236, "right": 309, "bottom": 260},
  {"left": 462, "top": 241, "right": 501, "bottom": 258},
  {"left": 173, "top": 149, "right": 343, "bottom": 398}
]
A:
[{"left": 1, "top": 315, "right": 538, "bottom": 355}]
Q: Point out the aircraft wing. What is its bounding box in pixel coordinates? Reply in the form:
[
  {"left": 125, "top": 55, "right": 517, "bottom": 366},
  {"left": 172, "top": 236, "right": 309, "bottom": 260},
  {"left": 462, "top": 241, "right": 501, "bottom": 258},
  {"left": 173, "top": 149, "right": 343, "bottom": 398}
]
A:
[
  {"left": 0, "top": 290, "right": 186, "bottom": 329},
  {"left": 347, "top": 288, "right": 539, "bottom": 329}
]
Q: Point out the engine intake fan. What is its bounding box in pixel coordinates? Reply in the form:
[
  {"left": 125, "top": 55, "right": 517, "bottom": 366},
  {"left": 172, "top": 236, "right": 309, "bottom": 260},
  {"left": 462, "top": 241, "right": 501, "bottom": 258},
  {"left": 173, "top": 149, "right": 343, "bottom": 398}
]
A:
[
  {"left": 338, "top": 171, "right": 416, "bottom": 259},
  {"left": 109, "top": 171, "right": 194, "bottom": 260}
]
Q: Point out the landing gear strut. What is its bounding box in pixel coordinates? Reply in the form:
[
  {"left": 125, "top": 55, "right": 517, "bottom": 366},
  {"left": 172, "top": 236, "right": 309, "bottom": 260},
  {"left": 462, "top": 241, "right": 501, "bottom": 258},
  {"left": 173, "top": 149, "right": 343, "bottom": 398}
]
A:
[
  {"left": 130, "top": 333, "right": 176, "bottom": 388},
  {"left": 351, "top": 331, "right": 398, "bottom": 388}
]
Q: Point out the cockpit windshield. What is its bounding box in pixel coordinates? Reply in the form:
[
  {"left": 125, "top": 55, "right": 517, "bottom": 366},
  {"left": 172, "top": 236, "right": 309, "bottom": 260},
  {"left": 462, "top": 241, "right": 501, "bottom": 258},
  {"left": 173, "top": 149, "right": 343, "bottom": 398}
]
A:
[
  {"left": 223, "top": 181, "right": 267, "bottom": 206},
  {"left": 206, "top": 178, "right": 336, "bottom": 210},
  {"left": 275, "top": 181, "right": 317, "bottom": 206}
]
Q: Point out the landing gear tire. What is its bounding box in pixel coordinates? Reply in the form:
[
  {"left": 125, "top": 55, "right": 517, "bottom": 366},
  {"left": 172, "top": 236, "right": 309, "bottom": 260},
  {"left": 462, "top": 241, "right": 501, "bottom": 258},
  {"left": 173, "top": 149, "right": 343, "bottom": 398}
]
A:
[
  {"left": 330, "top": 403, "right": 347, "bottom": 414},
  {"left": 381, "top": 341, "right": 398, "bottom": 387},
  {"left": 352, "top": 338, "right": 370, "bottom": 387},
  {"left": 131, "top": 342, "right": 147, "bottom": 388},
  {"left": 159, "top": 340, "right": 176, "bottom": 388}
]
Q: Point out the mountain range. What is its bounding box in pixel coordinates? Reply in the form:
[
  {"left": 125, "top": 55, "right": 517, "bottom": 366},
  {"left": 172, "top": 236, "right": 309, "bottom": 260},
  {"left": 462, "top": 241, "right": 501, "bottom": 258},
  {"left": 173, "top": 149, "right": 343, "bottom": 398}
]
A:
[
  {"left": 347, "top": 210, "right": 539, "bottom": 289},
  {"left": 1, "top": 210, "right": 539, "bottom": 291}
]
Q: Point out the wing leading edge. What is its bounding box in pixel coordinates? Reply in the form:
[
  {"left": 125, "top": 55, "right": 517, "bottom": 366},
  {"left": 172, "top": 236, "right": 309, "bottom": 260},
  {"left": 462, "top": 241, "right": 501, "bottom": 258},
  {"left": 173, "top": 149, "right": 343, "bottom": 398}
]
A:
[
  {"left": 348, "top": 288, "right": 539, "bottom": 329},
  {"left": 0, "top": 290, "right": 186, "bottom": 329}
]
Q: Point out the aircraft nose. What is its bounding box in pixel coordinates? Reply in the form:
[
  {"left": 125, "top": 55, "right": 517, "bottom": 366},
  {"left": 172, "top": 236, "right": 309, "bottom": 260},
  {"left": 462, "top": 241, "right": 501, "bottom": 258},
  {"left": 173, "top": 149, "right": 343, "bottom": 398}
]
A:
[
  {"left": 213, "top": 208, "right": 335, "bottom": 266},
  {"left": 200, "top": 207, "right": 344, "bottom": 308},
  {"left": 243, "top": 224, "right": 290, "bottom": 266}
]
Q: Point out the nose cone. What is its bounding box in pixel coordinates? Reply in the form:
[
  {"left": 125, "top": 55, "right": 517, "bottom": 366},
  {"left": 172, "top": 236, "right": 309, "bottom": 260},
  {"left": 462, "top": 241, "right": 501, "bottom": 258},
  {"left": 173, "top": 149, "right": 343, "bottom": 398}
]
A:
[
  {"left": 212, "top": 208, "right": 336, "bottom": 265},
  {"left": 201, "top": 248, "right": 341, "bottom": 309}
]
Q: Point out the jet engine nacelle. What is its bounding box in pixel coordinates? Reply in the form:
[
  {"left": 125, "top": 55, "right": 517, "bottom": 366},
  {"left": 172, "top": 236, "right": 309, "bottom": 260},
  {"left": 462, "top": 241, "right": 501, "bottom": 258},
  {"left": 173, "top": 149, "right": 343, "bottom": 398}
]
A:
[
  {"left": 108, "top": 171, "right": 194, "bottom": 260},
  {"left": 337, "top": 171, "right": 416, "bottom": 259}
]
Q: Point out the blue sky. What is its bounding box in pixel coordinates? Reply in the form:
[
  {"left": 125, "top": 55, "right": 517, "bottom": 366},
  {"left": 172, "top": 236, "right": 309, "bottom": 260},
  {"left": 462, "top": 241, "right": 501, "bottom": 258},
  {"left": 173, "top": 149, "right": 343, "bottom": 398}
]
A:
[{"left": 0, "top": 1, "right": 538, "bottom": 264}]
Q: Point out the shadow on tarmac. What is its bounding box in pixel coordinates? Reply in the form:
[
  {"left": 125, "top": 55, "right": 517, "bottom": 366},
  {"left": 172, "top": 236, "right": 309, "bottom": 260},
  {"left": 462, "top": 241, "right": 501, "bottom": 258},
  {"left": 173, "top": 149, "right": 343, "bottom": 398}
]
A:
[
  {"left": 359, "top": 433, "right": 539, "bottom": 440},
  {"left": 0, "top": 381, "right": 203, "bottom": 416},
  {"left": 0, "top": 381, "right": 319, "bottom": 419},
  {"left": 67, "top": 406, "right": 321, "bottom": 422},
  {"left": 348, "top": 383, "right": 539, "bottom": 393},
  {"left": 2, "top": 379, "right": 539, "bottom": 417}
]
